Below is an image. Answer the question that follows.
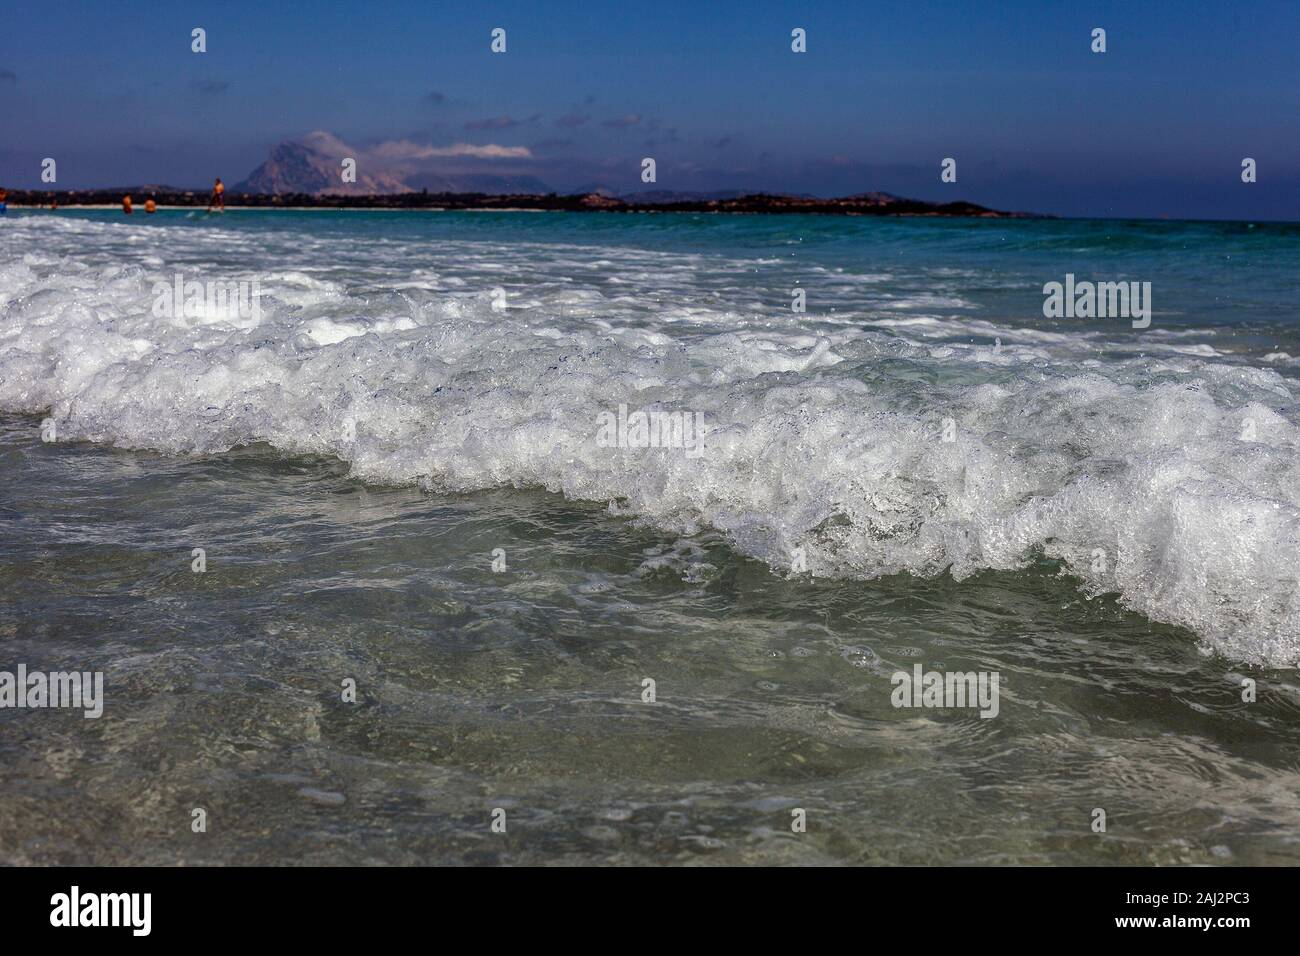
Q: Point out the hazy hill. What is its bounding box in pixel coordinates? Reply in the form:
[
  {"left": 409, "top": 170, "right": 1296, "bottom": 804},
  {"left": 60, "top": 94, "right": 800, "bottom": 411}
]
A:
[{"left": 234, "top": 132, "right": 552, "bottom": 196}]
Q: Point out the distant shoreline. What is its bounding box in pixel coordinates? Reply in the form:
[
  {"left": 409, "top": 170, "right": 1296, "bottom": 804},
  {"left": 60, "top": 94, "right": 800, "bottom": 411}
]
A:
[{"left": 4, "top": 188, "right": 1041, "bottom": 218}]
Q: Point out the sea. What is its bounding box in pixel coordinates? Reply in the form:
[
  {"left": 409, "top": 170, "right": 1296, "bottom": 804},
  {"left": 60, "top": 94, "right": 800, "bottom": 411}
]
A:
[{"left": 1, "top": 208, "right": 1298, "bottom": 864}]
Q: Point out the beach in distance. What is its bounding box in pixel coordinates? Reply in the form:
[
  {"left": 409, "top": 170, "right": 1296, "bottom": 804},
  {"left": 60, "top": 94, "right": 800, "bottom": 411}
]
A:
[{"left": 3, "top": 187, "right": 1033, "bottom": 217}]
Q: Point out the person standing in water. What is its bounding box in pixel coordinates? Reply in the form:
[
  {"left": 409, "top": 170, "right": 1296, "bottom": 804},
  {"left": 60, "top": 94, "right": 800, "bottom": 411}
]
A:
[
  {"left": 208, "top": 177, "right": 225, "bottom": 212},
  {"left": 122, "top": 194, "right": 133, "bottom": 214},
  {"left": 0, "top": 187, "right": 7, "bottom": 215},
  {"left": 145, "top": 196, "right": 157, "bottom": 214}
]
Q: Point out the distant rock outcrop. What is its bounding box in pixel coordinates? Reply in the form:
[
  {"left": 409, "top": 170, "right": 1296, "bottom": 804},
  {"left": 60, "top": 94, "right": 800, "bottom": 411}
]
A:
[
  {"left": 233, "top": 133, "right": 410, "bottom": 196},
  {"left": 233, "top": 131, "right": 552, "bottom": 196}
]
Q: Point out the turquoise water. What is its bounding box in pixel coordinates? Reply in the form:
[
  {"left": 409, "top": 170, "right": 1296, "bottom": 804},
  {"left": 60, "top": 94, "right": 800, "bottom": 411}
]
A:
[
  {"left": 30, "top": 208, "right": 1300, "bottom": 329},
  {"left": 1, "top": 209, "right": 1298, "bottom": 864}
]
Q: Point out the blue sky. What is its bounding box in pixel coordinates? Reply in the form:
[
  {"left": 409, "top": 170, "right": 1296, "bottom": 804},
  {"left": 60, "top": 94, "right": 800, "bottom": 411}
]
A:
[{"left": 2, "top": 0, "right": 1298, "bottom": 218}]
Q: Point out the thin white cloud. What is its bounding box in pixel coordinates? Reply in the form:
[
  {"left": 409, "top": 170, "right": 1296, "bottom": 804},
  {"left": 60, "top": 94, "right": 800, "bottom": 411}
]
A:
[{"left": 370, "top": 140, "right": 533, "bottom": 160}]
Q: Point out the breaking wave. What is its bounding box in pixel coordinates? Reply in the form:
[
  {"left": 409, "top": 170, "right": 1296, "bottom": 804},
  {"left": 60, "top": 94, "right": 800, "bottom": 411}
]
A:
[{"left": 2, "top": 214, "right": 1298, "bottom": 665}]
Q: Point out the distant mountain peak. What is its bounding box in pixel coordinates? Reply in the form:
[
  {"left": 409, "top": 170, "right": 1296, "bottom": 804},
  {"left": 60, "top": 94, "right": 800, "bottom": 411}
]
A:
[
  {"left": 233, "top": 137, "right": 410, "bottom": 196},
  {"left": 233, "top": 133, "right": 550, "bottom": 196}
]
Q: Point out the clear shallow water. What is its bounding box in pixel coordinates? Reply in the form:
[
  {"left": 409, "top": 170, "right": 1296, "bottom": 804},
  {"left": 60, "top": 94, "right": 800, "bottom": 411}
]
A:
[{"left": 1, "top": 209, "right": 1299, "bottom": 864}]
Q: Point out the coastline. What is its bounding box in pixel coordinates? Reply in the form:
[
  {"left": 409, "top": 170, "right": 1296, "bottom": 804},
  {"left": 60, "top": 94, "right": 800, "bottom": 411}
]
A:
[{"left": 3, "top": 188, "right": 1041, "bottom": 218}]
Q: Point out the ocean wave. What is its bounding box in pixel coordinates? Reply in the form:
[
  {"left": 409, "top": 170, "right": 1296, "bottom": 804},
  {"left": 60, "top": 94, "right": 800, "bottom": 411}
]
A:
[{"left": 3, "top": 215, "right": 1299, "bottom": 666}]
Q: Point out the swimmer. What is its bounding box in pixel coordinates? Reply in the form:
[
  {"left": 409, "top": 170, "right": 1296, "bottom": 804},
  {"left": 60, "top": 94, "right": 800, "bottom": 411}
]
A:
[
  {"left": 0, "top": 186, "right": 7, "bottom": 214},
  {"left": 208, "top": 177, "right": 225, "bottom": 212},
  {"left": 145, "top": 196, "right": 157, "bottom": 214},
  {"left": 123, "top": 194, "right": 133, "bottom": 215}
]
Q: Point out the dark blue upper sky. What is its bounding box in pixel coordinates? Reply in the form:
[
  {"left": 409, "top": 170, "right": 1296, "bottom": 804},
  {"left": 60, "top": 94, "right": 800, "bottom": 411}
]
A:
[{"left": 2, "top": 0, "right": 1297, "bottom": 219}]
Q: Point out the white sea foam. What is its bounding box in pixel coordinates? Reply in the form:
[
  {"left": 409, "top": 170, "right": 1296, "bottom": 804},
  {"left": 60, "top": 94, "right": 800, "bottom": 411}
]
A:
[{"left": 3, "top": 215, "right": 1298, "bottom": 665}]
